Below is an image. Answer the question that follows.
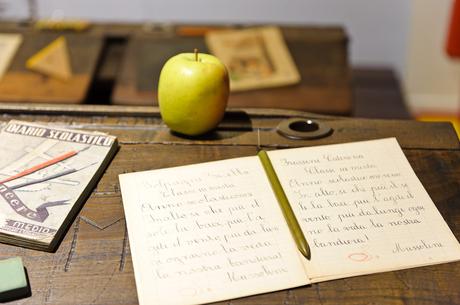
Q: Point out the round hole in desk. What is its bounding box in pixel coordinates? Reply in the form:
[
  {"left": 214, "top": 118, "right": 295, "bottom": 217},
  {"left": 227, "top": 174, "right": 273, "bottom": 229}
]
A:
[
  {"left": 288, "top": 120, "right": 319, "bottom": 132},
  {"left": 277, "top": 118, "right": 333, "bottom": 140}
]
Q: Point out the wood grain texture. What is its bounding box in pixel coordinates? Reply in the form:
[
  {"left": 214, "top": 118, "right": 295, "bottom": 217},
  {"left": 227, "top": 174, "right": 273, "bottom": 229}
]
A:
[
  {"left": 0, "top": 104, "right": 458, "bottom": 305},
  {"left": 0, "top": 30, "right": 103, "bottom": 104},
  {"left": 352, "top": 68, "right": 411, "bottom": 119}
]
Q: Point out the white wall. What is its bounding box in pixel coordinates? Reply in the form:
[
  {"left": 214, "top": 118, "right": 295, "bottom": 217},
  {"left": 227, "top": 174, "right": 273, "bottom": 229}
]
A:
[
  {"left": 404, "top": 0, "right": 460, "bottom": 114},
  {"left": 0, "top": 0, "right": 410, "bottom": 77}
]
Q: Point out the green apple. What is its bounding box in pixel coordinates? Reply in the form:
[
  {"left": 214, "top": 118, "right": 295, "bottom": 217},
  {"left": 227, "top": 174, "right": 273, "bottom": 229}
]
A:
[{"left": 158, "top": 51, "right": 229, "bottom": 136}]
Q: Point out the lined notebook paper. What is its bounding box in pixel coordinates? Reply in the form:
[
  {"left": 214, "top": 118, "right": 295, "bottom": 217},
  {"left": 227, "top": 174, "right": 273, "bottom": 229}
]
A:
[{"left": 119, "top": 138, "right": 460, "bottom": 305}]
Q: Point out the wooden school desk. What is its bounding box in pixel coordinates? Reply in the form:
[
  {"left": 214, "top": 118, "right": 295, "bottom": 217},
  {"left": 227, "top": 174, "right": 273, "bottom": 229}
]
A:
[
  {"left": 0, "top": 103, "right": 459, "bottom": 305},
  {"left": 0, "top": 24, "right": 102, "bottom": 104},
  {"left": 0, "top": 23, "right": 351, "bottom": 114},
  {"left": 112, "top": 26, "right": 352, "bottom": 115}
]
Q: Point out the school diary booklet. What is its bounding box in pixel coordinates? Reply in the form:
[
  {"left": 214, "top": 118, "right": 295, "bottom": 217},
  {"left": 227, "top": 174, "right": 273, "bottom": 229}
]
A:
[
  {"left": 119, "top": 138, "right": 460, "bottom": 305},
  {"left": 0, "top": 120, "right": 118, "bottom": 251}
]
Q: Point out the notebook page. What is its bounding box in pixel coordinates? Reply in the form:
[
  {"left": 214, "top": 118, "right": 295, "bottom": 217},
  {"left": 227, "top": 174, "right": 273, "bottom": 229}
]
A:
[
  {"left": 119, "top": 156, "right": 308, "bottom": 305},
  {"left": 268, "top": 138, "right": 460, "bottom": 280}
]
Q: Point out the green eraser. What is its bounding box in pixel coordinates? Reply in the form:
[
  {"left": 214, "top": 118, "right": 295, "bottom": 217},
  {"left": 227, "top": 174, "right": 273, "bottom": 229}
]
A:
[{"left": 0, "top": 257, "right": 30, "bottom": 302}]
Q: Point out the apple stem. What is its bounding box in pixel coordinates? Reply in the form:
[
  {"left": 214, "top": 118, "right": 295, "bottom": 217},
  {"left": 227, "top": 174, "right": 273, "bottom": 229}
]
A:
[{"left": 194, "top": 48, "right": 198, "bottom": 61}]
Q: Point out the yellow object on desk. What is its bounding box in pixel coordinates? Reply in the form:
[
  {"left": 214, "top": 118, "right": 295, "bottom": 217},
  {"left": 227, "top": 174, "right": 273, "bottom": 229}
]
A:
[
  {"left": 258, "top": 149, "right": 311, "bottom": 260},
  {"left": 26, "top": 36, "right": 72, "bottom": 81},
  {"left": 35, "top": 19, "right": 91, "bottom": 32}
]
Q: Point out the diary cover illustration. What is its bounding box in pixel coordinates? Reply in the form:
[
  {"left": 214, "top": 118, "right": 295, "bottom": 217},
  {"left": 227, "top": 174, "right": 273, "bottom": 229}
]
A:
[{"left": 0, "top": 120, "right": 117, "bottom": 250}]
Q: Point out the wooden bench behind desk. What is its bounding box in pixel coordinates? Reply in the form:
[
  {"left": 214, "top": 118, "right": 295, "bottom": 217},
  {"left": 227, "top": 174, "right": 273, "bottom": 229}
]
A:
[{"left": 0, "top": 104, "right": 458, "bottom": 305}]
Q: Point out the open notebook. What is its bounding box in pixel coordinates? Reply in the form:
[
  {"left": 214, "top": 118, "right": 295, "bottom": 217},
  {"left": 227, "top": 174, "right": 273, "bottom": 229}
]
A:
[{"left": 119, "top": 138, "right": 460, "bottom": 305}]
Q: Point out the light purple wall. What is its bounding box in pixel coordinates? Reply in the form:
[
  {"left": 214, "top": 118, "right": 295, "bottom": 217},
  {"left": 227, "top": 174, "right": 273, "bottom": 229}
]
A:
[{"left": 0, "top": 0, "right": 411, "bottom": 76}]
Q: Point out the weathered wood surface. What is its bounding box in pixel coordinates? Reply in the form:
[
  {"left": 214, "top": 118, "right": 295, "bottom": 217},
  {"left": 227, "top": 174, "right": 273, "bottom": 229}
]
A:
[
  {"left": 0, "top": 28, "right": 103, "bottom": 104},
  {"left": 112, "top": 26, "right": 352, "bottom": 115},
  {"left": 0, "top": 104, "right": 459, "bottom": 305}
]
